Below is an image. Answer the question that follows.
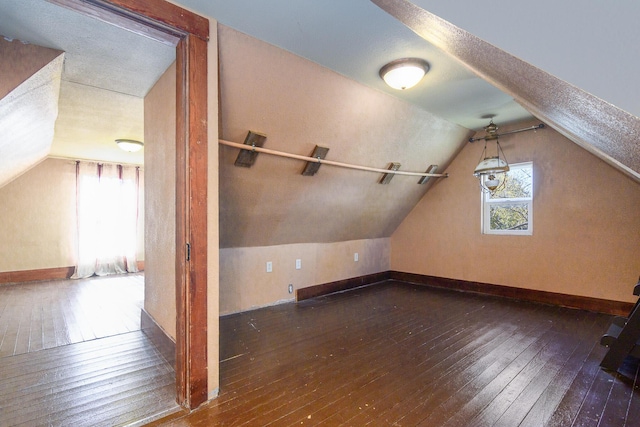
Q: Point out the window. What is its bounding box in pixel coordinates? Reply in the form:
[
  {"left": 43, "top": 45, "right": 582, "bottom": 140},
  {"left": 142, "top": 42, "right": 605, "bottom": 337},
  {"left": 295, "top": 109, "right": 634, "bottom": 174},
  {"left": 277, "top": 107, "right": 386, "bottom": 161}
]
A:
[{"left": 482, "top": 162, "right": 533, "bottom": 235}]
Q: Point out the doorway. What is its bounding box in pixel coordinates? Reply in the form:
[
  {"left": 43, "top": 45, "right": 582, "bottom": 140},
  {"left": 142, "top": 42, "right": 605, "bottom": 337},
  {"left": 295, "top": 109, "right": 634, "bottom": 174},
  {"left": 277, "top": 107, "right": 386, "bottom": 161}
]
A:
[
  {"left": 51, "top": 0, "right": 210, "bottom": 409},
  {"left": 0, "top": 0, "right": 211, "bottom": 415}
]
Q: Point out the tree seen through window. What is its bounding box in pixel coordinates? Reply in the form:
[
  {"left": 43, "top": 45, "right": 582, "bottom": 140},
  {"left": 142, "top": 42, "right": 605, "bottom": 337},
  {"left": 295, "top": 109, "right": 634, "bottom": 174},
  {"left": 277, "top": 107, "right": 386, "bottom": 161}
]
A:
[{"left": 483, "top": 163, "right": 533, "bottom": 235}]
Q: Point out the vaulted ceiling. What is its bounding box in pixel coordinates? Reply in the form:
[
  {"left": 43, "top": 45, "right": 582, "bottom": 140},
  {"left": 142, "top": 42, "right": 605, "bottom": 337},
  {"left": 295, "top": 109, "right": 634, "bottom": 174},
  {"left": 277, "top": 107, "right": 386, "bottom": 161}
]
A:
[
  {"left": 1, "top": 1, "right": 637, "bottom": 172},
  {"left": 184, "top": 0, "right": 640, "bottom": 183},
  {"left": 0, "top": 0, "right": 638, "bottom": 247},
  {"left": 0, "top": 38, "right": 63, "bottom": 187},
  {"left": 217, "top": 25, "right": 472, "bottom": 247},
  {"left": 0, "top": 0, "right": 174, "bottom": 185}
]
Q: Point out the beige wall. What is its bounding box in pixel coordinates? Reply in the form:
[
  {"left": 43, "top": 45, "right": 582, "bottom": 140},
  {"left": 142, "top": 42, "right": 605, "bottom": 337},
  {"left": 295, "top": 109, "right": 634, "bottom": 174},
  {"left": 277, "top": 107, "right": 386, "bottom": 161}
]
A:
[
  {"left": 215, "top": 24, "right": 465, "bottom": 319},
  {"left": 218, "top": 25, "right": 470, "bottom": 249},
  {"left": 391, "top": 119, "right": 640, "bottom": 303},
  {"left": 144, "top": 62, "right": 177, "bottom": 339},
  {"left": 0, "top": 158, "right": 76, "bottom": 272},
  {"left": 220, "top": 238, "right": 390, "bottom": 314},
  {"left": 142, "top": 20, "right": 221, "bottom": 399},
  {"left": 0, "top": 157, "right": 144, "bottom": 273}
]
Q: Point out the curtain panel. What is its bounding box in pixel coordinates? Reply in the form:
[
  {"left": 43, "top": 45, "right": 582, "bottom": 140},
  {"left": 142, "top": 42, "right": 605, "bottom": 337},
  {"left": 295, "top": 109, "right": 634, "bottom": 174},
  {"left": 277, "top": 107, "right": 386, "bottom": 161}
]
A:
[{"left": 72, "top": 161, "right": 140, "bottom": 279}]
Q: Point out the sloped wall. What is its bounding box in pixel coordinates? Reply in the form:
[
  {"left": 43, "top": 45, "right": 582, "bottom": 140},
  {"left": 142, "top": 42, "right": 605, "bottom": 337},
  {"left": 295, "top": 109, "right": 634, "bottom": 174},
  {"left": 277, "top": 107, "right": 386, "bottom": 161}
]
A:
[
  {"left": 217, "top": 26, "right": 471, "bottom": 313},
  {"left": 218, "top": 25, "right": 471, "bottom": 249},
  {"left": 0, "top": 38, "right": 64, "bottom": 188},
  {"left": 0, "top": 37, "right": 62, "bottom": 99},
  {"left": 391, "top": 119, "right": 640, "bottom": 303}
]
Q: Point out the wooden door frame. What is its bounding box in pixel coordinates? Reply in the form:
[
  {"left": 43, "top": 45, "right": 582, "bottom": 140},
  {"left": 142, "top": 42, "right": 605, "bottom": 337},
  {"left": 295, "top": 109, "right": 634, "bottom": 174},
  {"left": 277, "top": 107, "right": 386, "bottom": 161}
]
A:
[{"left": 49, "top": 0, "right": 210, "bottom": 409}]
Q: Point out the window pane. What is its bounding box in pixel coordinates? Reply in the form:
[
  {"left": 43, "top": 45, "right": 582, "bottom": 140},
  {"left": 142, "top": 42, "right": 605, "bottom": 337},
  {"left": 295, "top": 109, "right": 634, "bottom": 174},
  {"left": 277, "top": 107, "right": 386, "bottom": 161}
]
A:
[
  {"left": 490, "top": 166, "right": 532, "bottom": 199},
  {"left": 489, "top": 203, "right": 529, "bottom": 231}
]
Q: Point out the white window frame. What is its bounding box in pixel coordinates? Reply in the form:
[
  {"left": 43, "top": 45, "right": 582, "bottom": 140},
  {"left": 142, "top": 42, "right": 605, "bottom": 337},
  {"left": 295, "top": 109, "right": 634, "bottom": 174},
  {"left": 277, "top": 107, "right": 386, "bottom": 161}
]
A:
[{"left": 481, "top": 161, "right": 533, "bottom": 236}]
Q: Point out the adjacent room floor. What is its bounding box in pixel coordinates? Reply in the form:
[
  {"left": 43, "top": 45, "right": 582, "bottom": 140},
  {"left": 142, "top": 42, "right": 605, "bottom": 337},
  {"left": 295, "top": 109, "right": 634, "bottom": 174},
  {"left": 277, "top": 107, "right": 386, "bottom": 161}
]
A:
[
  {"left": 157, "top": 280, "right": 640, "bottom": 427},
  {"left": 0, "top": 273, "right": 178, "bottom": 426}
]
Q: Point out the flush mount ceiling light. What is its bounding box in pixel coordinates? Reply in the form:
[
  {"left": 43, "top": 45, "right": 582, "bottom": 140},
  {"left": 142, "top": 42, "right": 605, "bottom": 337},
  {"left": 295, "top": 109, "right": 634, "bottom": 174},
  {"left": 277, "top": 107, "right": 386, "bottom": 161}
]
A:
[
  {"left": 116, "top": 139, "right": 144, "bottom": 152},
  {"left": 379, "top": 58, "right": 430, "bottom": 90}
]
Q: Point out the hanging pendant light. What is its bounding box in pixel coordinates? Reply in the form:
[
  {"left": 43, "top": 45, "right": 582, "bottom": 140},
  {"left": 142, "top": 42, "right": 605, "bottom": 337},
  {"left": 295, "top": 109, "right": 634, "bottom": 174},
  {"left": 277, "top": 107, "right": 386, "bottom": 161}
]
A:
[{"left": 473, "top": 120, "right": 509, "bottom": 193}]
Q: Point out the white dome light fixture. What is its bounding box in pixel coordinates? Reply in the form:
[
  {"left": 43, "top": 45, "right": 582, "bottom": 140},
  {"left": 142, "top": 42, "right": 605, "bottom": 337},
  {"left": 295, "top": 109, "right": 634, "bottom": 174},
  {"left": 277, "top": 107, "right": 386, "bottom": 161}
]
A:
[
  {"left": 379, "top": 58, "right": 430, "bottom": 90},
  {"left": 116, "top": 139, "right": 144, "bottom": 152}
]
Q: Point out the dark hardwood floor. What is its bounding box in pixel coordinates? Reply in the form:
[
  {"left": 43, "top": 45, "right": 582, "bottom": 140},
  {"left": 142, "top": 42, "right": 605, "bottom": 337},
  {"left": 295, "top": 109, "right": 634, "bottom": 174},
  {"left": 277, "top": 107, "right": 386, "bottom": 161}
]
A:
[
  {"left": 0, "top": 274, "right": 178, "bottom": 426},
  {"left": 155, "top": 280, "right": 640, "bottom": 427},
  {"left": 0, "top": 274, "right": 144, "bottom": 357}
]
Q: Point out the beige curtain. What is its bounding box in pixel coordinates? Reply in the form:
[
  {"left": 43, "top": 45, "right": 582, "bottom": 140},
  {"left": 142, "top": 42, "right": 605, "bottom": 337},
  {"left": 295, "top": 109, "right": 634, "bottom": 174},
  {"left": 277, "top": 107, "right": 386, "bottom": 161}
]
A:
[{"left": 72, "top": 161, "right": 140, "bottom": 279}]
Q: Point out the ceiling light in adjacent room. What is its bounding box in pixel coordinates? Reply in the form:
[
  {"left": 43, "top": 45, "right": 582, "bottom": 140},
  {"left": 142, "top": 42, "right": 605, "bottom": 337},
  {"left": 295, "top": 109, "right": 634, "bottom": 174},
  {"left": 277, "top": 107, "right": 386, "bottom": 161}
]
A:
[
  {"left": 116, "top": 139, "right": 144, "bottom": 152},
  {"left": 379, "top": 58, "right": 430, "bottom": 90}
]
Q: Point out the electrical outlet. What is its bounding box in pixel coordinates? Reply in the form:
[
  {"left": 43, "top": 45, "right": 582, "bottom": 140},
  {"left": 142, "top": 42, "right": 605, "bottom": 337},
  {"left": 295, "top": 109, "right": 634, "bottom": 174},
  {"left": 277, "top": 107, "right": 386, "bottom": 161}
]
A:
[
  {"left": 354, "top": 252, "right": 359, "bottom": 262},
  {"left": 295, "top": 259, "right": 302, "bottom": 270},
  {"left": 288, "top": 284, "right": 294, "bottom": 294},
  {"left": 266, "top": 261, "right": 272, "bottom": 273}
]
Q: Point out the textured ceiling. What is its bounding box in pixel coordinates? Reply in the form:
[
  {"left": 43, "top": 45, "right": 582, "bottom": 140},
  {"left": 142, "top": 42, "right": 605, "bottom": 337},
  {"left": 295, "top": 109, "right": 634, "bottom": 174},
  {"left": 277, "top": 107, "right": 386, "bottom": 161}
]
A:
[
  {"left": 371, "top": 0, "right": 640, "bottom": 182},
  {"left": 0, "top": 44, "right": 63, "bottom": 187},
  {"left": 177, "top": 0, "right": 532, "bottom": 130},
  {"left": 177, "top": 0, "right": 640, "bottom": 127},
  {"left": 0, "top": 0, "right": 174, "bottom": 98},
  {"left": 0, "top": 0, "right": 637, "bottom": 184},
  {"left": 410, "top": 0, "right": 640, "bottom": 120},
  {"left": 0, "top": 0, "right": 175, "bottom": 168}
]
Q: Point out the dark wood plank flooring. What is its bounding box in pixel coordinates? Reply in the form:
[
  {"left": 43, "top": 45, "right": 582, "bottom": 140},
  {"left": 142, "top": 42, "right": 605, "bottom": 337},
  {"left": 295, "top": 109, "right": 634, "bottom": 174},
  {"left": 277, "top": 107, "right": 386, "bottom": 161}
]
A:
[
  {"left": 155, "top": 280, "right": 640, "bottom": 427},
  {"left": 0, "top": 274, "right": 178, "bottom": 426},
  {"left": 0, "top": 274, "right": 144, "bottom": 358},
  {"left": 0, "top": 331, "right": 177, "bottom": 426}
]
